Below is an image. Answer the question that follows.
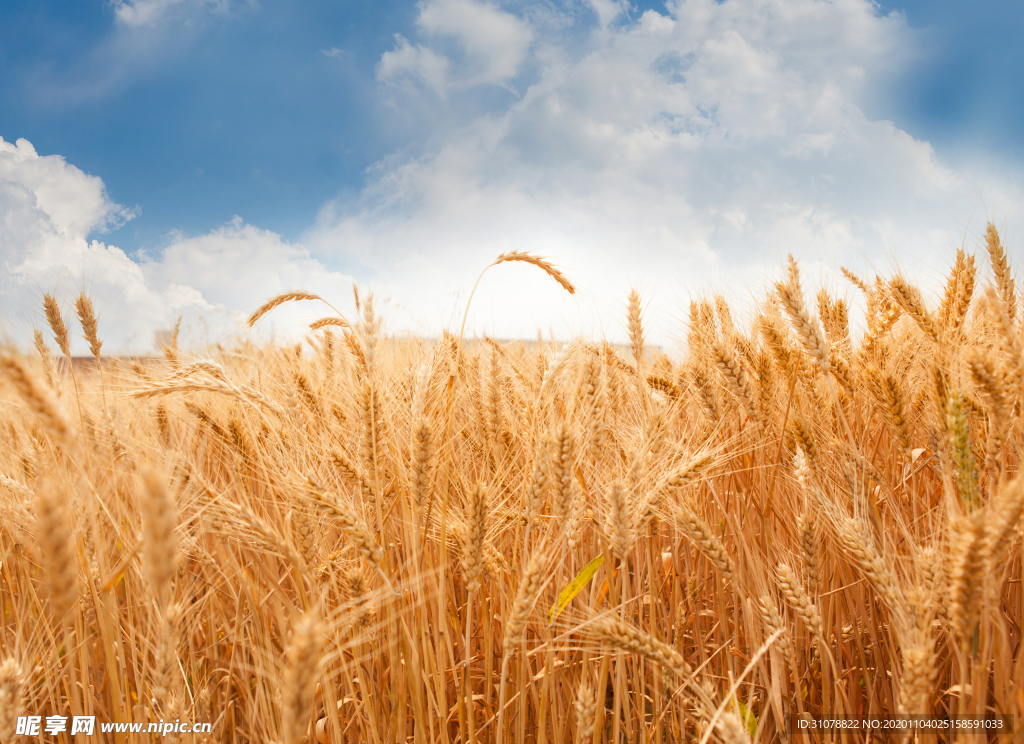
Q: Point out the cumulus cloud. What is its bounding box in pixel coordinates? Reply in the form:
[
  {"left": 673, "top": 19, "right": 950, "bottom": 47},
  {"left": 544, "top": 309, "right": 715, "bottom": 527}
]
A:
[
  {"left": 310, "top": 0, "right": 1024, "bottom": 347},
  {"left": 140, "top": 218, "right": 357, "bottom": 336},
  {"left": 0, "top": 138, "right": 136, "bottom": 238},
  {"left": 0, "top": 136, "right": 353, "bottom": 353}
]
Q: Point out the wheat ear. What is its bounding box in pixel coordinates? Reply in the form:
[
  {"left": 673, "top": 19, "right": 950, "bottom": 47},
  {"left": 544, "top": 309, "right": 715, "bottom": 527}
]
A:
[
  {"left": 505, "top": 552, "right": 548, "bottom": 652},
  {"left": 550, "top": 423, "right": 576, "bottom": 521},
  {"left": 493, "top": 251, "right": 576, "bottom": 295},
  {"left": 674, "top": 502, "right": 734, "bottom": 580},
  {"left": 33, "top": 330, "right": 60, "bottom": 392},
  {"left": 984, "top": 286, "right": 1023, "bottom": 395},
  {"left": 985, "top": 222, "right": 1016, "bottom": 320},
  {"left": 305, "top": 482, "right": 384, "bottom": 572},
  {"left": 131, "top": 377, "right": 284, "bottom": 415},
  {"left": 897, "top": 587, "right": 937, "bottom": 715},
  {"left": 776, "top": 256, "right": 831, "bottom": 374},
  {"left": 42, "top": 293, "right": 70, "bottom": 357},
  {"left": 163, "top": 316, "right": 181, "bottom": 364},
  {"left": 140, "top": 466, "right": 178, "bottom": 605},
  {"left": 836, "top": 518, "right": 902, "bottom": 613},
  {"left": 627, "top": 288, "right": 644, "bottom": 370},
  {"left": 757, "top": 596, "right": 792, "bottom": 656},
  {"left": 410, "top": 416, "right": 435, "bottom": 510},
  {"left": 0, "top": 474, "right": 32, "bottom": 500},
  {"left": 776, "top": 563, "right": 824, "bottom": 639},
  {"left": 75, "top": 293, "right": 102, "bottom": 359},
  {"left": 462, "top": 484, "right": 488, "bottom": 593},
  {"left": 247, "top": 290, "right": 324, "bottom": 327},
  {"left": 798, "top": 514, "right": 821, "bottom": 597},
  {"left": 309, "top": 316, "right": 350, "bottom": 331},
  {"left": 949, "top": 513, "right": 988, "bottom": 654},
  {"left": 151, "top": 602, "right": 182, "bottom": 712},
  {"left": 634, "top": 451, "right": 713, "bottom": 533},
  {"left": 987, "top": 477, "right": 1024, "bottom": 563},
  {"left": 359, "top": 290, "right": 381, "bottom": 374},
  {"left": 574, "top": 678, "right": 597, "bottom": 742},
  {"left": 0, "top": 351, "right": 74, "bottom": 443},
  {"left": 281, "top": 613, "right": 322, "bottom": 744},
  {"left": 215, "top": 497, "right": 309, "bottom": 576},
  {"left": 710, "top": 338, "right": 760, "bottom": 426},
  {"left": 0, "top": 658, "right": 24, "bottom": 743},
  {"left": 605, "top": 480, "right": 634, "bottom": 561},
  {"left": 889, "top": 276, "right": 940, "bottom": 342},
  {"left": 966, "top": 349, "right": 1010, "bottom": 474},
  {"left": 863, "top": 365, "right": 915, "bottom": 459},
  {"left": 591, "top": 615, "right": 691, "bottom": 678},
  {"left": 945, "top": 391, "right": 979, "bottom": 508},
  {"left": 35, "top": 482, "right": 79, "bottom": 621},
  {"left": 939, "top": 249, "right": 976, "bottom": 333},
  {"left": 717, "top": 712, "right": 752, "bottom": 744}
]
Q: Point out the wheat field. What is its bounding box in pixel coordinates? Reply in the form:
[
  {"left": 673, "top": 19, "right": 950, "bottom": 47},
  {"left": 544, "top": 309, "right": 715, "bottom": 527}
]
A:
[{"left": 1, "top": 227, "right": 1023, "bottom": 743}]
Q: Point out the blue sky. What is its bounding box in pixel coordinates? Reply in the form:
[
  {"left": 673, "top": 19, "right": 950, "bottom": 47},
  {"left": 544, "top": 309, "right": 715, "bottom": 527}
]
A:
[
  {"left": 2, "top": 0, "right": 1024, "bottom": 350},
  {"left": 0, "top": 0, "right": 418, "bottom": 250}
]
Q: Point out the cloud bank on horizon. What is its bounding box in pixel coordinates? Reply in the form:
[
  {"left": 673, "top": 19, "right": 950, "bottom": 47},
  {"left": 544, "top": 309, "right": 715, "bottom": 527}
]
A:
[{"left": 2, "top": 0, "right": 1022, "bottom": 353}]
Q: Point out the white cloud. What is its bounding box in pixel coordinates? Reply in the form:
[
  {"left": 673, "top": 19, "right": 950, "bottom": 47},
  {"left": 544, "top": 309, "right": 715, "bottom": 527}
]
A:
[
  {"left": 0, "top": 136, "right": 353, "bottom": 353},
  {"left": 378, "top": 0, "right": 534, "bottom": 96},
  {"left": 141, "top": 218, "right": 356, "bottom": 328},
  {"left": 322, "top": 47, "right": 355, "bottom": 60},
  {"left": 110, "top": 0, "right": 233, "bottom": 28},
  {"left": 27, "top": 0, "right": 254, "bottom": 109},
  {"left": 417, "top": 0, "right": 533, "bottom": 86},
  {"left": 378, "top": 35, "right": 452, "bottom": 97},
  {"left": 587, "top": 0, "right": 629, "bottom": 29},
  {"left": 307, "top": 0, "right": 1024, "bottom": 348},
  {"left": 0, "top": 138, "right": 136, "bottom": 237}
]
